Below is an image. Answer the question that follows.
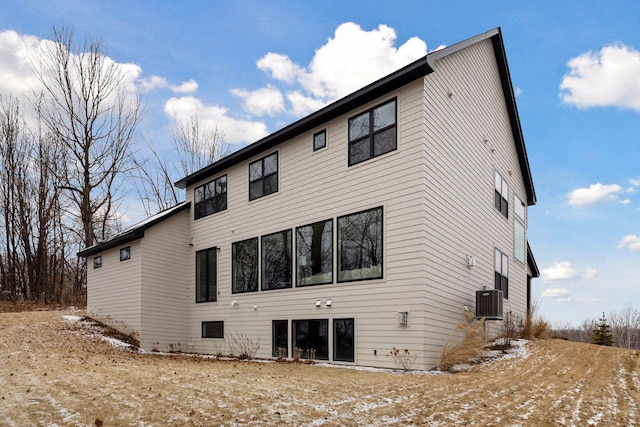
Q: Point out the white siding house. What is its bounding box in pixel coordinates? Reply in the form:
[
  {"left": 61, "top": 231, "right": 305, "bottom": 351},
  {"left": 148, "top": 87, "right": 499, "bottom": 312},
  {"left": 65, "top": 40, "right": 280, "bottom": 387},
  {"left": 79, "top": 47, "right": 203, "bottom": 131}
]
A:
[{"left": 79, "top": 28, "right": 539, "bottom": 370}]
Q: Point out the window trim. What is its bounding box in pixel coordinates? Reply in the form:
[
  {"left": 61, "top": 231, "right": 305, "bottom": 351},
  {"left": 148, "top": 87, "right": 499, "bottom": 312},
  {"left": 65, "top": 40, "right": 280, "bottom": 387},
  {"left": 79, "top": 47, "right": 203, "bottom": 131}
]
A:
[
  {"left": 495, "top": 248, "right": 509, "bottom": 299},
  {"left": 494, "top": 170, "right": 509, "bottom": 218},
  {"left": 313, "top": 129, "right": 327, "bottom": 151},
  {"left": 347, "top": 98, "right": 397, "bottom": 166},
  {"left": 93, "top": 256, "right": 102, "bottom": 269},
  {"left": 196, "top": 246, "right": 218, "bottom": 303},
  {"left": 201, "top": 321, "right": 224, "bottom": 339},
  {"left": 119, "top": 246, "right": 130, "bottom": 262},
  {"left": 194, "top": 174, "right": 227, "bottom": 220},
  {"left": 295, "top": 219, "right": 333, "bottom": 287},
  {"left": 337, "top": 206, "right": 384, "bottom": 283},
  {"left": 261, "top": 229, "right": 293, "bottom": 291},
  {"left": 232, "top": 237, "right": 259, "bottom": 294},
  {"left": 249, "top": 152, "right": 278, "bottom": 201}
]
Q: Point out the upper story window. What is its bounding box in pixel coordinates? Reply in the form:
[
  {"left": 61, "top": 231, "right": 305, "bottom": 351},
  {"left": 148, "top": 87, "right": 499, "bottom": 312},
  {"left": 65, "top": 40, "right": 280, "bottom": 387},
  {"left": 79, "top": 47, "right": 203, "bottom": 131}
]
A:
[
  {"left": 515, "top": 194, "right": 525, "bottom": 221},
  {"left": 348, "top": 98, "right": 397, "bottom": 166},
  {"left": 249, "top": 152, "right": 278, "bottom": 201},
  {"left": 296, "top": 219, "right": 333, "bottom": 286},
  {"left": 495, "top": 248, "right": 509, "bottom": 299},
  {"left": 232, "top": 237, "right": 258, "bottom": 293},
  {"left": 194, "top": 175, "right": 227, "bottom": 220},
  {"left": 494, "top": 171, "right": 508, "bottom": 218},
  {"left": 120, "top": 246, "right": 130, "bottom": 262},
  {"left": 313, "top": 129, "right": 326, "bottom": 151},
  {"left": 93, "top": 256, "right": 102, "bottom": 269},
  {"left": 337, "top": 206, "right": 383, "bottom": 282},
  {"left": 261, "top": 229, "right": 293, "bottom": 290}
]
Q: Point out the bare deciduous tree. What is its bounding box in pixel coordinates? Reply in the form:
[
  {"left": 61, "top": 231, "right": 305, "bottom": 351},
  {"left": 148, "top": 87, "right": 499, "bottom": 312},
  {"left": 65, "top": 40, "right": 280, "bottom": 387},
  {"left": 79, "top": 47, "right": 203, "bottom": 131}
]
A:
[{"left": 172, "top": 116, "right": 228, "bottom": 177}]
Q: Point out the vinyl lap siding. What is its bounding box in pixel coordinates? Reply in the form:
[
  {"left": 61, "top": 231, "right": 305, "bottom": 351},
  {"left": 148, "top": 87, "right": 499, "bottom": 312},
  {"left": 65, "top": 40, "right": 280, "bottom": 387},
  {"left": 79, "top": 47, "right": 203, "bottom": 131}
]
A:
[
  {"left": 422, "top": 39, "right": 529, "bottom": 363},
  {"left": 185, "top": 80, "right": 431, "bottom": 369}
]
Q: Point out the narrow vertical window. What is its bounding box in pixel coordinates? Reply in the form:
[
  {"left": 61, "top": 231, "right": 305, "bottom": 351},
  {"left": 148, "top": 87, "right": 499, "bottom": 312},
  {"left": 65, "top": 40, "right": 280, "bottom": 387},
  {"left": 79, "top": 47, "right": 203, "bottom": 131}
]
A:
[
  {"left": 338, "top": 207, "right": 383, "bottom": 282},
  {"left": 495, "top": 248, "right": 509, "bottom": 299},
  {"left": 261, "top": 229, "right": 292, "bottom": 290},
  {"left": 196, "top": 247, "right": 217, "bottom": 303},
  {"left": 93, "top": 256, "right": 102, "bottom": 269},
  {"left": 296, "top": 219, "right": 333, "bottom": 286},
  {"left": 249, "top": 152, "right": 278, "bottom": 200},
  {"left": 272, "top": 320, "right": 288, "bottom": 358},
  {"left": 120, "top": 247, "right": 130, "bottom": 262},
  {"left": 348, "top": 99, "right": 396, "bottom": 166},
  {"left": 313, "top": 129, "right": 326, "bottom": 151},
  {"left": 494, "top": 171, "right": 508, "bottom": 218},
  {"left": 232, "top": 237, "right": 258, "bottom": 293},
  {"left": 333, "top": 318, "right": 355, "bottom": 362}
]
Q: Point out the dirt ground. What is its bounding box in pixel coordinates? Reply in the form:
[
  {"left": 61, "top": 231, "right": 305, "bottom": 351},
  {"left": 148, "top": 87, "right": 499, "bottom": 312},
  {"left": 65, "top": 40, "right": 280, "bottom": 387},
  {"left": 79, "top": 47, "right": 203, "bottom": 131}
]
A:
[{"left": 1, "top": 310, "right": 639, "bottom": 426}]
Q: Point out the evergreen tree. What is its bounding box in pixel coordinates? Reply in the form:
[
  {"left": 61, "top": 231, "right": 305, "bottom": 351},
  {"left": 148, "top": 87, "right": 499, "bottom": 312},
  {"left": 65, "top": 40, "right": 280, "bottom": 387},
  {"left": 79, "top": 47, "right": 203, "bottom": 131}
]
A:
[{"left": 592, "top": 312, "right": 614, "bottom": 346}]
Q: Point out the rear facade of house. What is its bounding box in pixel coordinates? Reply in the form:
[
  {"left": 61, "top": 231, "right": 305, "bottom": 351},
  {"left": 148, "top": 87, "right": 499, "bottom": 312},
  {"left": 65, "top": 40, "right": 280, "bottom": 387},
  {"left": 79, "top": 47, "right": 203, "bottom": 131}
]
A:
[{"left": 80, "top": 28, "right": 538, "bottom": 370}]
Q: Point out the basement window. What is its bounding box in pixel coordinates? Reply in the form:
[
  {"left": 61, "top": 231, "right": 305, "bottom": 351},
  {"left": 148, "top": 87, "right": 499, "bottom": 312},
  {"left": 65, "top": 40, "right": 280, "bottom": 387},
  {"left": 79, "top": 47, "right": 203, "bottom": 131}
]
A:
[{"left": 202, "top": 321, "right": 224, "bottom": 339}]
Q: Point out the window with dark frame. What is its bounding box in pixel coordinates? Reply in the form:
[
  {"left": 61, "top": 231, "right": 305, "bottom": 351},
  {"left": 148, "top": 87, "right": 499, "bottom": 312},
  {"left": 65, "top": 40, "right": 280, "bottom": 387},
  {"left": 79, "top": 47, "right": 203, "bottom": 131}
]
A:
[
  {"left": 348, "top": 98, "right": 397, "bottom": 166},
  {"left": 333, "top": 318, "right": 355, "bottom": 362},
  {"left": 232, "top": 237, "right": 258, "bottom": 293},
  {"left": 201, "top": 321, "right": 224, "bottom": 338},
  {"left": 272, "top": 320, "right": 288, "bottom": 358},
  {"left": 120, "top": 246, "right": 130, "bottom": 262},
  {"left": 292, "top": 319, "right": 328, "bottom": 360},
  {"left": 337, "top": 206, "right": 383, "bottom": 282},
  {"left": 194, "top": 175, "right": 227, "bottom": 220},
  {"left": 296, "top": 219, "right": 333, "bottom": 287},
  {"left": 261, "top": 229, "right": 293, "bottom": 291},
  {"left": 313, "top": 129, "right": 326, "bottom": 151},
  {"left": 494, "top": 171, "right": 509, "bottom": 218},
  {"left": 196, "top": 247, "right": 217, "bottom": 303},
  {"left": 93, "top": 256, "right": 102, "bottom": 269},
  {"left": 249, "top": 152, "right": 278, "bottom": 201},
  {"left": 495, "top": 248, "right": 509, "bottom": 299}
]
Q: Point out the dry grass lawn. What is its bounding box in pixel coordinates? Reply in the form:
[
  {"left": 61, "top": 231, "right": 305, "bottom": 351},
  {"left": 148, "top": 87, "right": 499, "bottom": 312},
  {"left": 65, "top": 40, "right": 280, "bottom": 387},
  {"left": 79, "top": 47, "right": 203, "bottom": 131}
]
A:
[{"left": 2, "top": 310, "right": 640, "bottom": 426}]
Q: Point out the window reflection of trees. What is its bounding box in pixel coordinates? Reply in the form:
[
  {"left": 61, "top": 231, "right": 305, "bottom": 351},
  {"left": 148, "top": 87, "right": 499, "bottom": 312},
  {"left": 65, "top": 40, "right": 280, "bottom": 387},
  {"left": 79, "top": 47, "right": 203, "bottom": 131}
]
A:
[
  {"left": 232, "top": 238, "right": 258, "bottom": 293},
  {"left": 262, "top": 229, "right": 292, "bottom": 290},
  {"left": 296, "top": 220, "right": 333, "bottom": 286},
  {"left": 338, "top": 207, "right": 383, "bottom": 281}
]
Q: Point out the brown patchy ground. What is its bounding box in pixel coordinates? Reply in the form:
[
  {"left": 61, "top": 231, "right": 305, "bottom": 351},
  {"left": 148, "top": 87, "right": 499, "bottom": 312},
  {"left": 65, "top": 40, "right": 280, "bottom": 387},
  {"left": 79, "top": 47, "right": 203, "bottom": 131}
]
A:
[{"left": 1, "top": 310, "right": 639, "bottom": 426}]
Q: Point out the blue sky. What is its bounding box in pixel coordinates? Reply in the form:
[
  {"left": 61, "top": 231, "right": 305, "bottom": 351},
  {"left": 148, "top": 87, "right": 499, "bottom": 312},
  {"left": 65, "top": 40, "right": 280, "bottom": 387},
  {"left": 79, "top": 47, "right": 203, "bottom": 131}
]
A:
[{"left": 1, "top": 0, "right": 639, "bottom": 326}]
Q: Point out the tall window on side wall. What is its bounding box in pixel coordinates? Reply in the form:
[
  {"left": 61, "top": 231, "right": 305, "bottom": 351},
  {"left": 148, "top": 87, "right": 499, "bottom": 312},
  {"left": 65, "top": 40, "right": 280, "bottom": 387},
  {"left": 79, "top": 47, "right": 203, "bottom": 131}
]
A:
[
  {"left": 495, "top": 248, "right": 509, "bottom": 299},
  {"left": 514, "top": 194, "right": 526, "bottom": 264},
  {"left": 194, "top": 175, "right": 227, "bottom": 220},
  {"left": 261, "top": 229, "right": 292, "bottom": 290},
  {"left": 338, "top": 207, "right": 383, "bottom": 282},
  {"left": 296, "top": 219, "right": 333, "bottom": 286},
  {"left": 333, "top": 318, "right": 355, "bottom": 362},
  {"left": 272, "top": 320, "right": 288, "bottom": 358},
  {"left": 196, "top": 247, "right": 217, "bottom": 303},
  {"left": 494, "top": 171, "right": 508, "bottom": 218},
  {"left": 348, "top": 98, "right": 396, "bottom": 166},
  {"left": 232, "top": 237, "right": 258, "bottom": 293},
  {"left": 249, "top": 152, "right": 278, "bottom": 200}
]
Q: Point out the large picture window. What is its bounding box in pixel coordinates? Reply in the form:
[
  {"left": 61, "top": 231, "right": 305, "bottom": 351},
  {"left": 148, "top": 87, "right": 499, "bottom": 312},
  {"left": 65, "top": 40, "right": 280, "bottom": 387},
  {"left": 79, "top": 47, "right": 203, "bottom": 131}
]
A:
[
  {"left": 333, "top": 318, "right": 355, "bottom": 362},
  {"left": 272, "top": 320, "right": 288, "bottom": 358},
  {"left": 348, "top": 99, "right": 396, "bottom": 166},
  {"left": 296, "top": 219, "right": 333, "bottom": 286},
  {"left": 249, "top": 152, "right": 278, "bottom": 200},
  {"left": 338, "top": 207, "right": 383, "bottom": 282},
  {"left": 194, "top": 175, "right": 227, "bottom": 220},
  {"left": 196, "top": 247, "right": 217, "bottom": 303},
  {"left": 292, "top": 319, "right": 328, "bottom": 360},
  {"left": 261, "top": 229, "right": 292, "bottom": 290},
  {"left": 232, "top": 238, "right": 258, "bottom": 293},
  {"left": 494, "top": 171, "right": 508, "bottom": 218},
  {"left": 495, "top": 248, "right": 509, "bottom": 299}
]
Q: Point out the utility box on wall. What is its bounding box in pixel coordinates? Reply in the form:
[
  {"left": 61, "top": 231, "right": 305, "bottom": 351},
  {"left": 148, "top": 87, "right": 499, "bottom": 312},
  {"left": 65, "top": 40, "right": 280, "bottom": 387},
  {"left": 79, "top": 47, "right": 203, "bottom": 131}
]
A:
[{"left": 475, "top": 289, "right": 503, "bottom": 320}]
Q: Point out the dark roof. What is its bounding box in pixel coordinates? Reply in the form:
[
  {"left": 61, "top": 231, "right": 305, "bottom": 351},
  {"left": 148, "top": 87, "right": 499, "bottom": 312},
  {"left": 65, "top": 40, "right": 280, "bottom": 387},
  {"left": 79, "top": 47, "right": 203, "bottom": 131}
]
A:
[
  {"left": 175, "top": 27, "right": 536, "bottom": 205},
  {"left": 527, "top": 243, "right": 540, "bottom": 278},
  {"left": 77, "top": 202, "right": 190, "bottom": 257}
]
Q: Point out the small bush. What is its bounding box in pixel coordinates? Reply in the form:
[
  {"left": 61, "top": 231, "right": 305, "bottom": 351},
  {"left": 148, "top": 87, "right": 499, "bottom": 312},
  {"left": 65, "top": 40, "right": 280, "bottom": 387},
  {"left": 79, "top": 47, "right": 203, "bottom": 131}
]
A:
[
  {"left": 439, "top": 311, "right": 485, "bottom": 371},
  {"left": 387, "top": 347, "right": 417, "bottom": 371},
  {"left": 522, "top": 301, "right": 550, "bottom": 340},
  {"left": 230, "top": 333, "right": 260, "bottom": 360}
]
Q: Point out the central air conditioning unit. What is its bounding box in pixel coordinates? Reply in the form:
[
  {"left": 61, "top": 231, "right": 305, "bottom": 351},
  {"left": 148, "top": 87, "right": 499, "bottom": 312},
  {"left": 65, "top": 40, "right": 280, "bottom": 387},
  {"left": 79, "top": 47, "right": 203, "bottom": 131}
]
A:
[{"left": 475, "top": 289, "right": 503, "bottom": 320}]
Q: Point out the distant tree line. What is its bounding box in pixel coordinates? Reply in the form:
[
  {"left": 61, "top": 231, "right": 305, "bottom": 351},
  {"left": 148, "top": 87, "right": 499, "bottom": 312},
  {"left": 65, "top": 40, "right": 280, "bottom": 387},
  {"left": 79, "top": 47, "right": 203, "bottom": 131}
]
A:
[
  {"left": 0, "top": 27, "right": 226, "bottom": 305},
  {"left": 553, "top": 305, "right": 640, "bottom": 350}
]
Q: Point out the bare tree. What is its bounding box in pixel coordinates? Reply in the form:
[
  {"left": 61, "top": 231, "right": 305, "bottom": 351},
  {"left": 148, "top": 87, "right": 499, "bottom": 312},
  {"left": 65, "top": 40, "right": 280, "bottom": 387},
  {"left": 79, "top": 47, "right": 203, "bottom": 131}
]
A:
[
  {"left": 33, "top": 27, "right": 142, "bottom": 248},
  {"left": 609, "top": 305, "right": 640, "bottom": 349},
  {"left": 172, "top": 116, "right": 229, "bottom": 177}
]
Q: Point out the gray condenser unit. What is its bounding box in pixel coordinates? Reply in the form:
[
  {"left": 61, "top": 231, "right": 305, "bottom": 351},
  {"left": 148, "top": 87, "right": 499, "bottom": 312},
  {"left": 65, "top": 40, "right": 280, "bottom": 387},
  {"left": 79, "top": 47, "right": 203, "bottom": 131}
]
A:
[{"left": 475, "top": 289, "right": 503, "bottom": 320}]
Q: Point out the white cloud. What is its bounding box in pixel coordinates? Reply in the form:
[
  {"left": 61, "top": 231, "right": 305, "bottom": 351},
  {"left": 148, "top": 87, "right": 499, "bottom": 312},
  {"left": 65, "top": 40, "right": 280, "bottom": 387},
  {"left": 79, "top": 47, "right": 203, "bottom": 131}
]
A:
[
  {"left": 138, "top": 76, "right": 198, "bottom": 94},
  {"left": 240, "top": 22, "right": 427, "bottom": 117},
  {"left": 618, "top": 234, "right": 640, "bottom": 250},
  {"left": 621, "top": 198, "right": 631, "bottom": 205},
  {"left": 172, "top": 79, "right": 198, "bottom": 94},
  {"left": 0, "top": 30, "right": 43, "bottom": 94},
  {"left": 541, "top": 261, "right": 576, "bottom": 281},
  {"left": 514, "top": 86, "right": 522, "bottom": 97},
  {"left": 164, "top": 96, "right": 268, "bottom": 145},
  {"left": 630, "top": 177, "right": 640, "bottom": 187},
  {"left": 567, "top": 183, "right": 623, "bottom": 207},
  {"left": 560, "top": 43, "right": 640, "bottom": 111},
  {"left": 541, "top": 288, "right": 571, "bottom": 298},
  {"left": 231, "top": 85, "right": 285, "bottom": 116}
]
